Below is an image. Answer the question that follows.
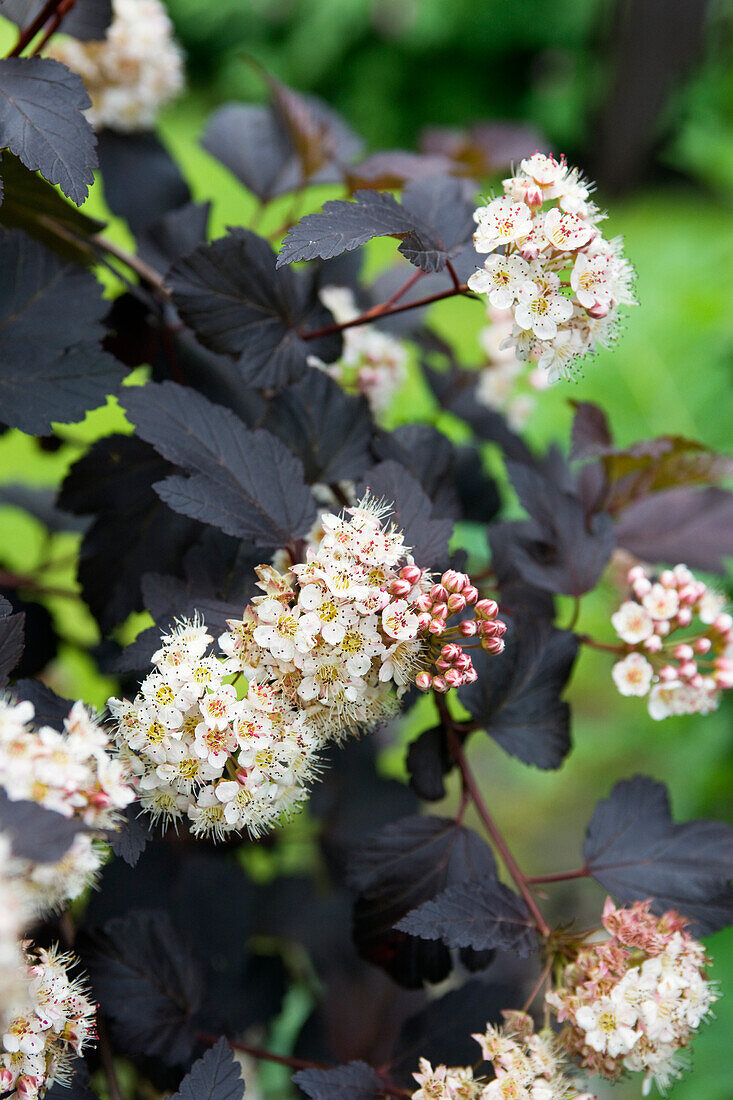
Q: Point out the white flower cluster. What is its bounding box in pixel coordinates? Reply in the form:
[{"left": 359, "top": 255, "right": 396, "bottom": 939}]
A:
[
  {"left": 308, "top": 286, "right": 408, "bottom": 417},
  {"left": 110, "top": 499, "right": 507, "bottom": 839},
  {"left": 548, "top": 900, "right": 717, "bottom": 1096},
  {"left": 610, "top": 564, "right": 733, "bottom": 719},
  {"left": 47, "top": 0, "right": 184, "bottom": 131},
  {"left": 467, "top": 153, "right": 636, "bottom": 382},
  {"left": 475, "top": 305, "right": 548, "bottom": 430},
  {"left": 411, "top": 1011, "right": 592, "bottom": 1100},
  {"left": 1, "top": 945, "right": 96, "bottom": 1100},
  {"left": 0, "top": 698, "right": 135, "bottom": 914},
  {"left": 110, "top": 498, "right": 435, "bottom": 838}
]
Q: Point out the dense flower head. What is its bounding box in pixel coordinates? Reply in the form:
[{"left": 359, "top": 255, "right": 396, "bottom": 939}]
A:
[
  {"left": 47, "top": 0, "right": 184, "bottom": 131},
  {"left": 467, "top": 153, "right": 636, "bottom": 383},
  {"left": 546, "top": 899, "right": 718, "bottom": 1095},
  {"left": 308, "top": 286, "right": 408, "bottom": 417},
  {"left": 610, "top": 564, "right": 733, "bottom": 719},
  {"left": 411, "top": 1011, "right": 593, "bottom": 1100},
  {"left": 110, "top": 497, "right": 506, "bottom": 838},
  {"left": 0, "top": 839, "right": 28, "bottom": 1033},
  {"left": 0, "top": 698, "right": 135, "bottom": 914},
  {"left": 1, "top": 944, "right": 96, "bottom": 1100}
]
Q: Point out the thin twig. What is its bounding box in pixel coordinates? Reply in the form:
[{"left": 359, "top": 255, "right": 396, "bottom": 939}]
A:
[
  {"left": 30, "top": 0, "right": 79, "bottom": 54},
  {"left": 301, "top": 282, "right": 474, "bottom": 342},
  {"left": 576, "top": 634, "right": 625, "bottom": 655},
  {"left": 565, "top": 597, "right": 581, "bottom": 632},
  {"left": 94, "top": 235, "right": 167, "bottom": 291},
  {"left": 8, "top": 0, "right": 66, "bottom": 56},
  {"left": 525, "top": 867, "right": 590, "bottom": 885},
  {"left": 97, "top": 1018, "right": 124, "bottom": 1100},
  {"left": 437, "top": 694, "right": 551, "bottom": 937},
  {"left": 521, "top": 958, "right": 552, "bottom": 1013}
]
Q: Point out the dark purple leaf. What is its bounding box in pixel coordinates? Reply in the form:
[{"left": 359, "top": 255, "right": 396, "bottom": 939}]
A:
[
  {"left": 0, "top": 484, "right": 88, "bottom": 533},
  {"left": 81, "top": 910, "right": 205, "bottom": 1065},
  {"left": 137, "top": 202, "right": 211, "bottom": 275},
  {"left": 459, "top": 616, "right": 577, "bottom": 770},
  {"left": 504, "top": 459, "right": 615, "bottom": 596},
  {"left": 373, "top": 425, "right": 461, "bottom": 518},
  {"left": 13, "top": 678, "right": 72, "bottom": 730},
  {"left": 614, "top": 486, "right": 733, "bottom": 572},
  {"left": 405, "top": 726, "right": 451, "bottom": 802},
  {"left": 0, "top": 57, "right": 96, "bottom": 204},
  {"left": 346, "top": 150, "right": 458, "bottom": 191},
  {"left": 59, "top": 434, "right": 200, "bottom": 631},
  {"left": 293, "top": 1062, "right": 382, "bottom": 1100},
  {"left": 356, "top": 461, "right": 453, "bottom": 569},
  {"left": 397, "top": 879, "right": 537, "bottom": 956},
  {"left": 420, "top": 121, "right": 545, "bottom": 176},
  {"left": 171, "top": 1038, "right": 244, "bottom": 1100},
  {"left": 0, "top": 231, "right": 123, "bottom": 433},
  {"left": 584, "top": 776, "right": 733, "bottom": 933},
  {"left": 347, "top": 815, "right": 496, "bottom": 988},
  {"left": 97, "top": 130, "right": 190, "bottom": 234},
  {"left": 168, "top": 228, "right": 342, "bottom": 387},
  {"left": 266, "top": 76, "right": 363, "bottom": 183},
  {"left": 0, "top": 790, "right": 83, "bottom": 862},
  {"left": 202, "top": 103, "right": 294, "bottom": 202},
  {"left": 123, "top": 381, "right": 318, "bottom": 545},
  {"left": 570, "top": 401, "right": 613, "bottom": 460},
  {"left": 0, "top": 603, "right": 24, "bottom": 686},
  {"left": 262, "top": 371, "right": 375, "bottom": 484},
  {"left": 108, "top": 805, "right": 150, "bottom": 868}
]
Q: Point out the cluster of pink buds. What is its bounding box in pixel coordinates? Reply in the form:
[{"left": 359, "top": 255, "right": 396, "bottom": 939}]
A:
[
  {"left": 610, "top": 563, "right": 733, "bottom": 719},
  {"left": 414, "top": 572, "right": 507, "bottom": 693}
]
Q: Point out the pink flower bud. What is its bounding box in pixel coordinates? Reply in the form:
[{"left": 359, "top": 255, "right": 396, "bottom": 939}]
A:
[
  {"left": 643, "top": 635, "right": 664, "bottom": 653},
  {"left": 428, "top": 619, "right": 446, "bottom": 635},
  {"left": 432, "top": 676, "right": 448, "bottom": 693},
  {"left": 524, "top": 185, "right": 543, "bottom": 208},
  {"left": 715, "top": 668, "right": 733, "bottom": 689},
  {"left": 444, "top": 669, "right": 462, "bottom": 688},
  {"left": 478, "top": 620, "right": 501, "bottom": 637},
  {"left": 463, "top": 667, "right": 478, "bottom": 684},
  {"left": 475, "top": 598, "right": 498, "bottom": 620},
  {"left": 587, "top": 301, "right": 610, "bottom": 319},
  {"left": 0, "top": 1069, "right": 14, "bottom": 1092},
  {"left": 431, "top": 584, "right": 449, "bottom": 603},
  {"left": 462, "top": 585, "right": 479, "bottom": 605},
  {"left": 674, "top": 644, "right": 694, "bottom": 661},
  {"left": 416, "top": 594, "right": 433, "bottom": 613},
  {"left": 482, "top": 637, "right": 505, "bottom": 655},
  {"left": 633, "top": 577, "right": 652, "bottom": 598},
  {"left": 714, "top": 613, "right": 733, "bottom": 634},
  {"left": 695, "top": 637, "right": 712, "bottom": 654},
  {"left": 659, "top": 569, "right": 675, "bottom": 586},
  {"left": 714, "top": 657, "right": 733, "bottom": 671},
  {"left": 441, "top": 643, "right": 460, "bottom": 660},
  {"left": 432, "top": 602, "right": 448, "bottom": 620},
  {"left": 655, "top": 620, "right": 671, "bottom": 636},
  {"left": 447, "top": 593, "right": 466, "bottom": 613},
  {"left": 659, "top": 665, "right": 678, "bottom": 682},
  {"left": 390, "top": 578, "right": 412, "bottom": 598},
  {"left": 676, "top": 607, "right": 693, "bottom": 627},
  {"left": 441, "top": 569, "right": 461, "bottom": 591},
  {"left": 492, "top": 619, "right": 508, "bottom": 637},
  {"left": 459, "top": 620, "right": 478, "bottom": 636},
  {"left": 678, "top": 661, "right": 697, "bottom": 680},
  {"left": 401, "top": 565, "right": 423, "bottom": 585},
  {"left": 415, "top": 671, "right": 432, "bottom": 692},
  {"left": 455, "top": 654, "right": 472, "bottom": 672},
  {"left": 689, "top": 673, "right": 704, "bottom": 689},
  {"left": 678, "top": 584, "right": 697, "bottom": 605},
  {"left": 417, "top": 613, "right": 432, "bottom": 631},
  {"left": 628, "top": 565, "right": 646, "bottom": 582},
  {"left": 435, "top": 658, "right": 450, "bottom": 672}
]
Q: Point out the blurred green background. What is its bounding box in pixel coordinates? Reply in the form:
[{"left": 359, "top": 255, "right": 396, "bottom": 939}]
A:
[{"left": 1, "top": 1, "right": 732, "bottom": 1096}]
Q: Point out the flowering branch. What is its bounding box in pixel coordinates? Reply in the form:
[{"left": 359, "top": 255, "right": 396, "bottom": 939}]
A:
[
  {"left": 435, "top": 693, "right": 551, "bottom": 937},
  {"left": 300, "top": 281, "right": 474, "bottom": 342}
]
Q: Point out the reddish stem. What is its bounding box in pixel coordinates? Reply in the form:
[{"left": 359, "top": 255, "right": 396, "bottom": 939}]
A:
[
  {"left": 30, "top": 0, "right": 79, "bottom": 53},
  {"left": 436, "top": 694, "right": 551, "bottom": 937},
  {"left": 301, "top": 282, "right": 472, "bottom": 341},
  {"left": 576, "top": 634, "right": 625, "bottom": 655},
  {"left": 8, "top": 0, "right": 68, "bottom": 56},
  {"left": 525, "top": 867, "right": 590, "bottom": 884}
]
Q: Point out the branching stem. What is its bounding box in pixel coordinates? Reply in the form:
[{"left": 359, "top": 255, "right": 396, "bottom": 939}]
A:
[
  {"left": 435, "top": 693, "right": 551, "bottom": 937},
  {"left": 8, "top": 0, "right": 68, "bottom": 56},
  {"left": 301, "top": 281, "right": 474, "bottom": 341},
  {"left": 576, "top": 634, "right": 625, "bottom": 655},
  {"left": 525, "top": 867, "right": 590, "bottom": 884}
]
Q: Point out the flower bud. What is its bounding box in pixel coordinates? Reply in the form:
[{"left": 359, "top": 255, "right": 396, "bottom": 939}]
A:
[
  {"left": 415, "top": 672, "right": 432, "bottom": 692},
  {"left": 695, "top": 637, "right": 712, "bottom": 654},
  {"left": 482, "top": 637, "right": 505, "bottom": 654},
  {"left": 462, "top": 585, "right": 479, "bottom": 605},
  {"left": 432, "top": 676, "right": 448, "bottom": 693},
  {"left": 678, "top": 661, "right": 697, "bottom": 679},
  {"left": 674, "top": 644, "right": 694, "bottom": 661},
  {"left": 676, "top": 607, "right": 693, "bottom": 627},
  {"left": 435, "top": 658, "right": 450, "bottom": 672},
  {"left": 431, "top": 584, "right": 449, "bottom": 603},
  {"left": 428, "top": 619, "right": 446, "bottom": 635},
  {"left": 400, "top": 564, "right": 422, "bottom": 585},
  {"left": 459, "top": 620, "right": 478, "bottom": 636},
  {"left": 417, "top": 612, "right": 432, "bottom": 631},
  {"left": 475, "top": 598, "right": 498, "bottom": 620},
  {"left": 447, "top": 593, "right": 466, "bottom": 613},
  {"left": 659, "top": 569, "right": 675, "bottom": 586},
  {"left": 432, "top": 602, "right": 448, "bottom": 620},
  {"left": 444, "top": 669, "right": 462, "bottom": 688},
  {"left": 714, "top": 613, "right": 733, "bottom": 634},
  {"left": 659, "top": 665, "right": 678, "bottom": 682},
  {"left": 390, "top": 578, "right": 412, "bottom": 598},
  {"left": 441, "top": 643, "right": 461, "bottom": 661},
  {"left": 441, "top": 569, "right": 461, "bottom": 591}
]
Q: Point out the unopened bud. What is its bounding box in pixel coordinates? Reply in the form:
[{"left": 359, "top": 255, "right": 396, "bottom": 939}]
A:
[
  {"left": 674, "top": 644, "right": 694, "bottom": 661},
  {"left": 432, "top": 676, "right": 448, "bottom": 693},
  {"left": 459, "top": 620, "right": 478, "bottom": 637},
  {"left": 432, "top": 602, "right": 448, "bottom": 620},
  {"left": 462, "top": 585, "right": 479, "bottom": 605},
  {"left": 444, "top": 669, "right": 462, "bottom": 688},
  {"left": 482, "top": 637, "right": 505, "bottom": 655},
  {"left": 475, "top": 598, "right": 498, "bottom": 620},
  {"left": 463, "top": 667, "right": 478, "bottom": 684},
  {"left": 676, "top": 608, "right": 693, "bottom": 627},
  {"left": 447, "top": 593, "right": 466, "bottom": 613},
  {"left": 400, "top": 564, "right": 422, "bottom": 585},
  {"left": 415, "top": 671, "right": 432, "bottom": 692},
  {"left": 390, "top": 578, "right": 412, "bottom": 598},
  {"left": 428, "top": 619, "right": 446, "bottom": 635},
  {"left": 714, "top": 613, "right": 733, "bottom": 634},
  {"left": 695, "top": 637, "right": 712, "bottom": 654},
  {"left": 441, "top": 643, "right": 460, "bottom": 661},
  {"left": 659, "top": 665, "right": 678, "bottom": 682},
  {"left": 431, "top": 584, "right": 449, "bottom": 603}
]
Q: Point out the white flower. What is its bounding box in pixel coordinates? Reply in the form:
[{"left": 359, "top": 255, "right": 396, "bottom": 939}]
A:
[
  {"left": 542, "top": 207, "right": 595, "bottom": 252},
  {"left": 611, "top": 600, "right": 655, "bottom": 644},
  {"left": 536, "top": 326, "right": 587, "bottom": 383},
  {"left": 514, "top": 281, "right": 573, "bottom": 341},
  {"left": 612, "top": 653, "right": 654, "bottom": 696},
  {"left": 519, "top": 152, "right": 569, "bottom": 192},
  {"left": 575, "top": 997, "right": 639, "bottom": 1057},
  {"left": 642, "top": 584, "right": 680, "bottom": 622},
  {"left": 382, "top": 599, "right": 420, "bottom": 641},
  {"left": 473, "top": 197, "right": 533, "bottom": 253},
  {"left": 570, "top": 251, "right": 613, "bottom": 310},
  {"left": 467, "top": 254, "right": 533, "bottom": 309}
]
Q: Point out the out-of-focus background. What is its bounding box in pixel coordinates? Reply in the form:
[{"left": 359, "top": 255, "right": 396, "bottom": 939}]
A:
[{"left": 0, "top": 1, "right": 731, "bottom": 1096}]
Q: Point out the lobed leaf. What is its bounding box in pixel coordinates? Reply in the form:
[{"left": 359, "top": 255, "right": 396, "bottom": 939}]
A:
[
  {"left": 123, "top": 381, "right": 318, "bottom": 545},
  {"left": 583, "top": 776, "right": 733, "bottom": 933},
  {"left": 0, "top": 57, "right": 96, "bottom": 204},
  {"left": 293, "top": 1062, "right": 382, "bottom": 1100},
  {"left": 96, "top": 130, "right": 191, "bottom": 235},
  {"left": 168, "top": 228, "right": 342, "bottom": 387},
  {"left": 0, "top": 600, "right": 24, "bottom": 687},
  {"left": 0, "top": 790, "right": 84, "bottom": 862},
  {"left": 397, "top": 879, "right": 537, "bottom": 957},
  {"left": 613, "top": 486, "right": 733, "bottom": 573},
  {"left": 459, "top": 616, "right": 577, "bottom": 770},
  {"left": 357, "top": 460, "right": 453, "bottom": 568},
  {"left": 171, "top": 1038, "right": 244, "bottom": 1100}
]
